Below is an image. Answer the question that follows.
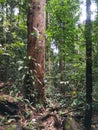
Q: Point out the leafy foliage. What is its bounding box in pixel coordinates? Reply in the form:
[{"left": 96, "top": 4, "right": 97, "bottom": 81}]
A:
[
  {"left": 46, "top": 0, "right": 86, "bottom": 110},
  {"left": 0, "top": 0, "right": 98, "bottom": 121}
]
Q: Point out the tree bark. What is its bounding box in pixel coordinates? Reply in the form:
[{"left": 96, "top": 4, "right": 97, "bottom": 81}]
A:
[
  {"left": 27, "top": 0, "right": 46, "bottom": 104},
  {"left": 84, "top": 0, "right": 92, "bottom": 130}
]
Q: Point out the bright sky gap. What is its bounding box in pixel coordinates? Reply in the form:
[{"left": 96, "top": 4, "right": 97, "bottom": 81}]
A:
[
  {"left": 80, "top": 1, "right": 97, "bottom": 22},
  {"left": 51, "top": 1, "right": 97, "bottom": 53}
]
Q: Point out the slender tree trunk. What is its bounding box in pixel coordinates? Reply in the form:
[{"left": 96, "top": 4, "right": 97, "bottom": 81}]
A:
[
  {"left": 84, "top": 0, "right": 92, "bottom": 129},
  {"left": 27, "top": 0, "right": 46, "bottom": 104},
  {"left": 48, "top": 49, "right": 51, "bottom": 77},
  {"left": 3, "top": 2, "right": 7, "bottom": 44}
]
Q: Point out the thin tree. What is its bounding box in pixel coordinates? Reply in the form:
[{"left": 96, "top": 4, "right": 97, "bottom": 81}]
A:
[
  {"left": 84, "top": 0, "right": 92, "bottom": 129},
  {"left": 25, "top": 0, "right": 46, "bottom": 104}
]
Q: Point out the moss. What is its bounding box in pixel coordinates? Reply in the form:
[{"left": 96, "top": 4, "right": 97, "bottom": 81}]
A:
[
  {"left": 0, "top": 124, "right": 17, "bottom": 130},
  {"left": 0, "top": 95, "right": 17, "bottom": 102},
  {"left": 6, "top": 125, "right": 16, "bottom": 130}
]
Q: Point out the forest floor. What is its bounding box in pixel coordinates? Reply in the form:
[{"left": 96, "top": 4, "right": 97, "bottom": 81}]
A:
[{"left": 0, "top": 81, "right": 98, "bottom": 130}]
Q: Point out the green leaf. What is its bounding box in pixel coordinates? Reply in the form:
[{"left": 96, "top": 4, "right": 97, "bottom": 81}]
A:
[
  {"left": 0, "top": 0, "right": 4, "bottom": 3},
  {"left": 30, "top": 32, "right": 35, "bottom": 36},
  {"left": 18, "top": 66, "right": 23, "bottom": 71},
  {"left": 0, "top": 49, "right": 4, "bottom": 54},
  {"left": 74, "top": 63, "right": 79, "bottom": 67}
]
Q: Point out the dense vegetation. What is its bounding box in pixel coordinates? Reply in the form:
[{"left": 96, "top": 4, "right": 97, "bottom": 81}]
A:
[{"left": 0, "top": 0, "right": 98, "bottom": 130}]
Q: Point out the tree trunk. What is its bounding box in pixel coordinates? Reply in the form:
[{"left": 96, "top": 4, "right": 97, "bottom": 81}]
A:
[
  {"left": 26, "top": 0, "right": 46, "bottom": 104},
  {"left": 84, "top": 0, "right": 92, "bottom": 130}
]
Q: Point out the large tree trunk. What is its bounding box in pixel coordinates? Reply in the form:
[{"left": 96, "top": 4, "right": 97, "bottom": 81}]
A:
[
  {"left": 26, "top": 0, "right": 46, "bottom": 104},
  {"left": 84, "top": 0, "right": 92, "bottom": 130}
]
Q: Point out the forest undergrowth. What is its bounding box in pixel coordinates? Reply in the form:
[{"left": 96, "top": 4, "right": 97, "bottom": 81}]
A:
[{"left": 0, "top": 81, "right": 98, "bottom": 130}]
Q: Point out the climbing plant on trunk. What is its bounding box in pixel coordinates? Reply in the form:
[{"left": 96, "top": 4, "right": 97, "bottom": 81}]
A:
[{"left": 25, "top": 0, "right": 46, "bottom": 104}]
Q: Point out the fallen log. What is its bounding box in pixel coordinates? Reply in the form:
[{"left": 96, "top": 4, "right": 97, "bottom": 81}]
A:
[{"left": 0, "top": 95, "right": 19, "bottom": 115}]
